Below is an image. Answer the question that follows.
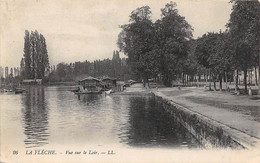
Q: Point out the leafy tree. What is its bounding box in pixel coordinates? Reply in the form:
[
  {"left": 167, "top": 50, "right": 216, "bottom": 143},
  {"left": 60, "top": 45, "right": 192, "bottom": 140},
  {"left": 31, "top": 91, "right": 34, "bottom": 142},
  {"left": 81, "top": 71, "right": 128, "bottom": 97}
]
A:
[
  {"left": 21, "top": 30, "right": 50, "bottom": 80},
  {"left": 195, "top": 31, "right": 234, "bottom": 91},
  {"left": 209, "top": 31, "right": 234, "bottom": 91},
  {"left": 118, "top": 6, "right": 158, "bottom": 85},
  {"left": 195, "top": 33, "right": 219, "bottom": 90},
  {"left": 56, "top": 63, "right": 73, "bottom": 81},
  {"left": 227, "top": 0, "right": 260, "bottom": 93},
  {"left": 30, "top": 31, "right": 37, "bottom": 78},
  {"left": 243, "top": 1, "right": 260, "bottom": 94},
  {"left": 155, "top": 1, "right": 193, "bottom": 86},
  {"left": 23, "top": 30, "right": 31, "bottom": 78},
  {"left": 182, "top": 39, "right": 201, "bottom": 85},
  {"left": 20, "top": 58, "right": 25, "bottom": 78},
  {"left": 112, "top": 50, "right": 121, "bottom": 79},
  {"left": 48, "top": 50, "right": 133, "bottom": 82},
  {"left": 39, "top": 34, "right": 49, "bottom": 78}
]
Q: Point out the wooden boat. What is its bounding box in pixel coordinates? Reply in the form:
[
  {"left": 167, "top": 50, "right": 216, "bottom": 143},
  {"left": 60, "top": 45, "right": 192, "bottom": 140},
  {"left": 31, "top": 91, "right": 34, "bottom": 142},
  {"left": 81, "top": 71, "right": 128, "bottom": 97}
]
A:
[{"left": 76, "top": 76, "right": 104, "bottom": 94}]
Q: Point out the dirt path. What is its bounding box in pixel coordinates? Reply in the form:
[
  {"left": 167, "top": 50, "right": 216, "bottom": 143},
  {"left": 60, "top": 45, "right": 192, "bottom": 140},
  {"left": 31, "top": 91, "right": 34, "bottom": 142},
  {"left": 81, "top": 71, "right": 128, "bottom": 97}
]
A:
[{"left": 153, "top": 87, "right": 260, "bottom": 146}]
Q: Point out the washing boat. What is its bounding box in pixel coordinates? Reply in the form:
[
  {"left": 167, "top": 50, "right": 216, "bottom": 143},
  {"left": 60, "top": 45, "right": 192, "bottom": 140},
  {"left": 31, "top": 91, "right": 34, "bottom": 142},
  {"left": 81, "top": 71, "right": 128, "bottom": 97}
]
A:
[{"left": 75, "top": 76, "right": 103, "bottom": 94}]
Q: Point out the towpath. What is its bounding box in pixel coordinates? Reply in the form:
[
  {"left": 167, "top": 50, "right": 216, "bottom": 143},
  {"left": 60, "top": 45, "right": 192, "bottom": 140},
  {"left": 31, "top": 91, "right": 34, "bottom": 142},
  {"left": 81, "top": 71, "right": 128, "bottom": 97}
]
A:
[{"left": 153, "top": 86, "right": 260, "bottom": 148}]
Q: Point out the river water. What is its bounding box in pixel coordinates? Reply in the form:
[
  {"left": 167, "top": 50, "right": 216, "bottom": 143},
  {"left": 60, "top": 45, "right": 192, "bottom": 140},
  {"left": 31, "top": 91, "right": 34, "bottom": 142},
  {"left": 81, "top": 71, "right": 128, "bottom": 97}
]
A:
[{"left": 0, "top": 86, "right": 199, "bottom": 150}]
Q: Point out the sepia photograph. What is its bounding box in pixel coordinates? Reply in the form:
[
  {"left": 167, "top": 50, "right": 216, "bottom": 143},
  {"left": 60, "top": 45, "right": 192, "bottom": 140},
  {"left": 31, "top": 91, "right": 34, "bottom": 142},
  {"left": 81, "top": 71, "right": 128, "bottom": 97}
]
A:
[{"left": 0, "top": 0, "right": 260, "bottom": 162}]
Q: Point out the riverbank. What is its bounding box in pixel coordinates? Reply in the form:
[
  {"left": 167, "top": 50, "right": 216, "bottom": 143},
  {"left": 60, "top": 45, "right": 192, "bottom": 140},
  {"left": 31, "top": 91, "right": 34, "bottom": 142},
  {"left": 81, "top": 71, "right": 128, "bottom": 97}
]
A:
[
  {"left": 112, "top": 83, "right": 151, "bottom": 95},
  {"left": 152, "top": 87, "right": 260, "bottom": 149}
]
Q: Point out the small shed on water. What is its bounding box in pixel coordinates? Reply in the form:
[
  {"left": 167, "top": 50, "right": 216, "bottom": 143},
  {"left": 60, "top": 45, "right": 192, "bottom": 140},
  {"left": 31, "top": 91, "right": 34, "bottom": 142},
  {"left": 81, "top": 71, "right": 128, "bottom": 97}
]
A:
[
  {"left": 102, "top": 77, "right": 117, "bottom": 88},
  {"left": 79, "top": 76, "right": 103, "bottom": 89}
]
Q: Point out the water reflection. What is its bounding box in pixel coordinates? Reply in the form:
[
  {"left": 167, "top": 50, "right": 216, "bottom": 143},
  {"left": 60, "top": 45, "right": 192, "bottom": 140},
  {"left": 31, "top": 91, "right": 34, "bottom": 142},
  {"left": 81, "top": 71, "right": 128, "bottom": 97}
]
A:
[
  {"left": 21, "top": 86, "right": 49, "bottom": 148},
  {"left": 16, "top": 86, "right": 199, "bottom": 148},
  {"left": 77, "top": 94, "right": 103, "bottom": 105},
  {"left": 121, "top": 96, "right": 198, "bottom": 148}
]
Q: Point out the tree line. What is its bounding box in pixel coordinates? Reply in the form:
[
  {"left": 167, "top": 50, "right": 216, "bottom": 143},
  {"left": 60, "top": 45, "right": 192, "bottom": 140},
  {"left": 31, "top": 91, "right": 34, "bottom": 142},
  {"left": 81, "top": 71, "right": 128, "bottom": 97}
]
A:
[
  {"left": 20, "top": 30, "right": 50, "bottom": 79},
  {"left": 117, "top": 1, "right": 260, "bottom": 93},
  {"left": 48, "top": 50, "right": 133, "bottom": 82}
]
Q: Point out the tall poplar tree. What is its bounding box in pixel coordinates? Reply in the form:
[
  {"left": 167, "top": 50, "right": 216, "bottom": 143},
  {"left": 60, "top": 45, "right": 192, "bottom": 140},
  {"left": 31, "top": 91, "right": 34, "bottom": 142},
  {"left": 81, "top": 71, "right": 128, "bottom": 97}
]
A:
[
  {"left": 21, "top": 30, "right": 49, "bottom": 80},
  {"left": 23, "top": 30, "right": 31, "bottom": 78}
]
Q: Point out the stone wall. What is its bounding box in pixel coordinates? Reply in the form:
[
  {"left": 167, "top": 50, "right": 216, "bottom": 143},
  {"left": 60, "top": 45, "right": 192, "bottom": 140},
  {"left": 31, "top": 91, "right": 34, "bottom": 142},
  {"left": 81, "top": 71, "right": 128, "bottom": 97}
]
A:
[{"left": 154, "top": 94, "right": 245, "bottom": 149}]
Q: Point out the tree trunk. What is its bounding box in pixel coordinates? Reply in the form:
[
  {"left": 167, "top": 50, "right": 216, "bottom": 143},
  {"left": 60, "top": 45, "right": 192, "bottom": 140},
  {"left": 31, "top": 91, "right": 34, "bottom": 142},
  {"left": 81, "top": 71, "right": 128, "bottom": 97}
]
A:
[
  {"left": 146, "top": 75, "right": 150, "bottom": 88},
  {"left": 230, "top": 71, "right": 232, "bottom": 84},
  {"left": 258, "top": 65, "right": 260, "bottom": 95},
  {"left": 182, "top": 73, "right": 185, "bottom": 86},
  {"left": 186, "top": 75, "right": 189, "bottom": 86},
  {"left": 235, "top": 69, "right": 238, "bottom": 92},
  {"left": 255, "top": 67, "right": 258, "bottom": 86},
  {"left": 207, "top": 74, "right": 211, "bottom": 91},
  {"left": 250, "top": 70, "right": 252, "bottom": 85},
  {"left": 225, "top": 71, "right": 228, "bottom": 91},
  {"left": 219, "top": 74, "right": 222, "bottom": 91},
  {"left": 213, "top": 75, "right": 216, "bottom": 91},
  {"left": 197, "top": 75, "right": 199, "bottom": 87},
  {"left": 244, "top": 69, "right": 247, "bottom": 94}
]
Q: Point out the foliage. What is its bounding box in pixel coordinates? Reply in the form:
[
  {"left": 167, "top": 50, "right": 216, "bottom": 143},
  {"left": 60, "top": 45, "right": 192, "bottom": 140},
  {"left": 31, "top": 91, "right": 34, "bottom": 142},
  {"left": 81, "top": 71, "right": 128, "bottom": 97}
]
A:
[
  {"left": 182, "top": 39, "right": 201, "bottom": 78},
  {"left": 227, "top": 0, "right": 259, "bottom": 70},
  {"left": 227, "top": 0, "right": 260, "bottom": 92},
  {"left": 20, "top": 30, "right": 50, "bottom": 80},
  {"left": 117, "top": 6, "right": 159, "bottom": 82},
  {"left": 48, "top": 51, "right": 133, "bottom": 82},
  {"left": 118, "top": 2, "right": 192, "bottom": 86}
]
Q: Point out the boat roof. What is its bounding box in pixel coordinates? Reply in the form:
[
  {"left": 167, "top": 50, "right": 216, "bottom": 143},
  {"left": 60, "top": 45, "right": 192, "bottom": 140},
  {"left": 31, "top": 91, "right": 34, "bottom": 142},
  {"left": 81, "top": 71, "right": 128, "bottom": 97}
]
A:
[
  {"left": 79, "top": 76, "right": 101, "bottom": 82},
  {"left": 102, "top": 77, "right": 117, "bottom": 81}
]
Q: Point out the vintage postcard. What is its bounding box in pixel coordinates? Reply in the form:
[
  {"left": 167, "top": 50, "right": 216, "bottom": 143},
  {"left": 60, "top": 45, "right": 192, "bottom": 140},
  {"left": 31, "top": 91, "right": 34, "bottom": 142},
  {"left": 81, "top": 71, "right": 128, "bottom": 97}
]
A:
[{"left": 0, "top": 0, "right": 260, "bottom": 162}]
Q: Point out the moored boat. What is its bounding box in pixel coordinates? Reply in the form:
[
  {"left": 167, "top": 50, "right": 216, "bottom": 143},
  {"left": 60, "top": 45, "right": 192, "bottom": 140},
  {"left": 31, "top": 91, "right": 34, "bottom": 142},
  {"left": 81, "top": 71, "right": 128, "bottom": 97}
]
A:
[{"left": 75, "top": 76, "right": 103, "bottom": 94}]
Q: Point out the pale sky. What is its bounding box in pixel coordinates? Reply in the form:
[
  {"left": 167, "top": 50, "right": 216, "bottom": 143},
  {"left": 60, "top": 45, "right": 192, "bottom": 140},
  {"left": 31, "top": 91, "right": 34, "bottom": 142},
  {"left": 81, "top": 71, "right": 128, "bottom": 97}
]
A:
[{"left": 0, "top": 0, "right": 232, "bottom": 67}]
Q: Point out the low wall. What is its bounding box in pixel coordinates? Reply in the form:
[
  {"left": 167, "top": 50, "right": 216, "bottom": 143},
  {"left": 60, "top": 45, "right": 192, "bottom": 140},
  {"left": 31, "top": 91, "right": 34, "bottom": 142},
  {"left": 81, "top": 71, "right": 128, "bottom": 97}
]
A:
[{"left": 153, "top": 94, "right": 245, "bottom": 149}]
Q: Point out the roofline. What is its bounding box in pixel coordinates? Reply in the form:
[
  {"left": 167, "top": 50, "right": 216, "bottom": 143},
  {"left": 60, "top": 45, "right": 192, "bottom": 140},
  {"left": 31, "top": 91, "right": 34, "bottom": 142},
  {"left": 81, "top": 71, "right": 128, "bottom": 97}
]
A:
[{"left": 79, "top": 77, "right": 101, "bottom": 82}]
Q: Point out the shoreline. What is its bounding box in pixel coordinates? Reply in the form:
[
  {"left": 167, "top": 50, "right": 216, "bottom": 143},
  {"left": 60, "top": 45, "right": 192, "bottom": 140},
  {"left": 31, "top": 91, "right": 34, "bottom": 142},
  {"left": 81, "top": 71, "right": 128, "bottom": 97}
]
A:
[{"left": 152, "top": 87, "right": 260, "bottom": 149}]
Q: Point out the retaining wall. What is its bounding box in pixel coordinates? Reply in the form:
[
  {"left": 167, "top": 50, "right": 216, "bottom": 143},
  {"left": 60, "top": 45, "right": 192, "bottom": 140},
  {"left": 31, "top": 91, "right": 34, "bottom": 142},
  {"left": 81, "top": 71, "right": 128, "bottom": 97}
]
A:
[{"left": 154, "top": 94, "right": 245, "bottom": 149}]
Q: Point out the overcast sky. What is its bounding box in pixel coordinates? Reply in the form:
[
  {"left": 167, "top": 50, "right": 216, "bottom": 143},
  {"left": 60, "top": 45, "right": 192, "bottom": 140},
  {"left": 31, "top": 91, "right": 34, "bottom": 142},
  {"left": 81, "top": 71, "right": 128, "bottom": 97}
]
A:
[{"left": 0, "top": 0, "right": 232, "bottom": 67}]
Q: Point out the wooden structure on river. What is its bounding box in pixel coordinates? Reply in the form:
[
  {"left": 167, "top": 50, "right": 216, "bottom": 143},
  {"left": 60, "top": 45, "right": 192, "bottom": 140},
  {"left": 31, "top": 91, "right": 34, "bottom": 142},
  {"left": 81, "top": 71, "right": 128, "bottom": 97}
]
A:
[{"left": 77, "top": 76, "right": 103, "bottom": 94}]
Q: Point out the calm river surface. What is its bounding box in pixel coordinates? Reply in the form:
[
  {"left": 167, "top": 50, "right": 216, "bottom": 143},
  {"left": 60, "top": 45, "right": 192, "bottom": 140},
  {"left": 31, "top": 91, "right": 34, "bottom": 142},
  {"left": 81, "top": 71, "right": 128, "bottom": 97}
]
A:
[{"left": 1, "top": 86, "right": 199, "bottom": 150}]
